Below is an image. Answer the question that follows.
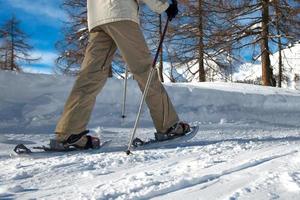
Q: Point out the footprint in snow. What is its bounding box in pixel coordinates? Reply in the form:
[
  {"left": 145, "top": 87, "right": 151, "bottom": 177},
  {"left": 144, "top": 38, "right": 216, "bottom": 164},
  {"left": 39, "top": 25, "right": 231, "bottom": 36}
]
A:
[
  {"left": 8, "top": 185, "right": 38, "bottom": 193},
  {"left": 12, "top": 171, "right": 33, "bottom": 180},
  {"left": 290, "top": 172, "right": 300, "bottom": 187}
]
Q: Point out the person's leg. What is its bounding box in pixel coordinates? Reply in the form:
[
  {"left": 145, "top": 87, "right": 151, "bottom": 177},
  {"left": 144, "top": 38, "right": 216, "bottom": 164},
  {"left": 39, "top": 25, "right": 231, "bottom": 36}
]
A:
[
  {"left": 55, "top": 28, "right": 117, "bottom": 146},
  {"left": 101, "top": 21, "right": 179, "bottom": 133}
]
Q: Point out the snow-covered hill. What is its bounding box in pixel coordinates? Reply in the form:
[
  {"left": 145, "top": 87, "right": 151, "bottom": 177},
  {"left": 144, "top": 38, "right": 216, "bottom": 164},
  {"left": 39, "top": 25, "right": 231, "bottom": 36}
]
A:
[
  {"left": 162, "top": 42, "right": 300, "bottom": 90},
  {"left": 1, "top": 71, "right": 300, "bottom": 199},
  {"left": 233, "top": 43, "right": 300, "bottom": 90}
]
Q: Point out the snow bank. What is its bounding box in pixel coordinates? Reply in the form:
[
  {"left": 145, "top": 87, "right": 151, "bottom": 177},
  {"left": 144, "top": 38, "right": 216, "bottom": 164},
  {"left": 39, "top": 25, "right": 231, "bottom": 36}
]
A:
[{"left": 1, "top": 70, "right": 300, "bottom": 134}]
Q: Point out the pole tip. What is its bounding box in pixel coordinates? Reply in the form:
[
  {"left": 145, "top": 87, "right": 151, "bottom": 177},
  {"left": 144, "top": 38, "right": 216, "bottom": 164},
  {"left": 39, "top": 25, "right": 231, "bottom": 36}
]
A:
[{"left": 125, "top": 150, "right": 131, "bottom": 155}]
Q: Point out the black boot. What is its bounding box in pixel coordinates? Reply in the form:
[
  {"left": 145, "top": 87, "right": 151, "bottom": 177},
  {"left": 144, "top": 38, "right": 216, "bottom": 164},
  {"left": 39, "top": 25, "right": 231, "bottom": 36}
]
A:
[
  {"left": 154, "top": 122, "right": 191, "bottom": 141},
  {"left": 52, "top": 130, "right": 100, "bottom": 150}
]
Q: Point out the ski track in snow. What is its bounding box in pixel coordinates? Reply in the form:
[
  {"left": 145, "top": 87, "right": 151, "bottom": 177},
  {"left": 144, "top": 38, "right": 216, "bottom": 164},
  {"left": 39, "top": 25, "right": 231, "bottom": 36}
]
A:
[
  {"left": 1, "top": 71, "right": 300, "bottom": 199},
  {"left": 1, "top": 128, "right": 300, "bottom": 200}
]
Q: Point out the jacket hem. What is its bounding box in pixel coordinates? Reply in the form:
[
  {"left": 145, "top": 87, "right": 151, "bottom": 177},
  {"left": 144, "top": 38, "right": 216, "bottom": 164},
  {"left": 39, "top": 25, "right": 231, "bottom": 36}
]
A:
[
  {"left": 156, "top": 3, "right": 169, "bottom": 14},
  {"left": 89, "top": 18, "right": 140, "bottom": 32}
]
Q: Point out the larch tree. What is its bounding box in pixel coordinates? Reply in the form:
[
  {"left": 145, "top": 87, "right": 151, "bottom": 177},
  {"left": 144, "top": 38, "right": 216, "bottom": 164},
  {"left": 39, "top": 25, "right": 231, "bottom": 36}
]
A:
[
  {"left": 0, "top": 28, "right": 5, "bottom": 69},
  {"left": 0, "top": 16, "right": 38, "bottom": 71},
  {"left": 269, "top": 0, "right": 300, "bottom": 87},
  {"left": 212, "top": 0, "right": 284, "bottom": 86},
  {"left": 219, "top": 0, "right": 300, "bottom": 86},
  {"left": 162, "top": 0, "right": 236, "bottom": 82},
  {"left": 55, "top": 0, "right": 88, "bottom": 75}
]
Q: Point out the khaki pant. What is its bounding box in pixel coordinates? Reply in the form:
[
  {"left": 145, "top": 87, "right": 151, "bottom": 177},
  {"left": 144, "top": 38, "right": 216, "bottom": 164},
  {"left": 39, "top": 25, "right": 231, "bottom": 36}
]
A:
[{"left": 55, "top": 21, "right": 179, "bottom": 140}]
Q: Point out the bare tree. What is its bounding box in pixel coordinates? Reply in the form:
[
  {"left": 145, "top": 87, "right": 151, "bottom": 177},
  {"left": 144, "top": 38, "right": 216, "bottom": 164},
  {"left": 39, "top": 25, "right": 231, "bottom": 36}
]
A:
[
  {"left": 159, "top": 0, "right": 236, "bottom": 82},
  {"left": 211, "top": 0, "right": 296, "bottom": 86},
  {"left": 0, "top": 29, "right": 5, "bottom": 69},
  {"left": 269, "top": 0, "right": 300, "bottom": 87},
  {"left": 55, "top": 0, "right": 88, "bottom": 75},
  {"left": 0, "top": 16, "right": 38, "bottom": 71}
]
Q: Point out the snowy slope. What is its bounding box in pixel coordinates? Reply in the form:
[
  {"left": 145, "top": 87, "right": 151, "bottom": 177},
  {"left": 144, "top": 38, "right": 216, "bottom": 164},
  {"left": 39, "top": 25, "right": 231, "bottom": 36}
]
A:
[
  {"left": 1, "top": 71, "right": 300, "bottom": 199},
  {"left": 233, "top": 43, "right": 300, "bottom": 90},
  {"left": 162, "top": 43, "right": 300, "bottom": 90}
]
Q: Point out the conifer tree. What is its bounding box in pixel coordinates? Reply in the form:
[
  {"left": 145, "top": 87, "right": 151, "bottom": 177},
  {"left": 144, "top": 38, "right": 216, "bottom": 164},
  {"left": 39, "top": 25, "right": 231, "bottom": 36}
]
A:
[
  {"left": 270, "top": 0, "right": 300, "bottom": 87},
  {"left": 210, "top": 0, "right": 299, "bottom": 86},
  {"left": 0, "top": 16, "right": 38, "bottom": 71},
  {"left": 55, "top": 0, "right": 88, "bottom": 75},
  {"left": 166, "top": 0, "right": 234, "bottom": 82}
]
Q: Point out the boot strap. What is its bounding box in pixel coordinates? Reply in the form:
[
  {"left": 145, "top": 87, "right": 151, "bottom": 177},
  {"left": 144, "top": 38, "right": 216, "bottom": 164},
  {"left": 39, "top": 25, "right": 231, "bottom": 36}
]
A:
[
  {"left": 84, "top": 136, "right": 93, "bottom": 149},
  {"left": 62, "top": 130, "right": 89, "bottom": 146}
]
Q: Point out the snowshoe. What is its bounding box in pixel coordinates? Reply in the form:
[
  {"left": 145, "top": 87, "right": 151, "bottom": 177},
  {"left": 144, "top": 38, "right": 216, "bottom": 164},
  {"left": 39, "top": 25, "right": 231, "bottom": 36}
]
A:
[{"left": 132, "top": 124, "right": 199, "bottom": 149}]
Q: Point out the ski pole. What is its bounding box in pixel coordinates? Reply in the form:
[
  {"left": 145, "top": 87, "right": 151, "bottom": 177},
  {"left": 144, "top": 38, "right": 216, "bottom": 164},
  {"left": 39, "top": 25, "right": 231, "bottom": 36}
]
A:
[
  {"left": 121, "top": 66, "right": 129, "bottom": 118},
  {"left": 126, "top": 17, "right": 170, "bottom": 155}
]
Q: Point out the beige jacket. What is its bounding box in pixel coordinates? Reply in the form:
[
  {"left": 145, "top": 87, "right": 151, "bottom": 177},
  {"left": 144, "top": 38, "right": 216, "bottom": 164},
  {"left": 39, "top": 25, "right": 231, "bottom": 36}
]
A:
[{"left": 87, "top": 0, "right": 169, "bottom": 31}]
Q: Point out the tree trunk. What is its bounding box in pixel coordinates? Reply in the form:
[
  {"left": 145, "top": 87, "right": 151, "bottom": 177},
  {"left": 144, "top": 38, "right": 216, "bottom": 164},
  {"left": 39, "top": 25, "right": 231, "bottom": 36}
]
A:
[
  {"left": 275, "top": 2, "right": 283, "bottom": 87},
  {"left": 108, "top": 65, "right": 113, "bottom": 77},
  {"left": 10, "top": 21, "right": 14, "bottom": 71},
  {"left": 277, "top": 36, "right": 283, "bottom": 87},
  {"left": 261, "top": 0, "right": 275, "bottom": 86},
  {"left": 198, "top": 0, "right": 206, "bottom": 82},
  {"left": 4, "top": 50, "right": 8, "bottom": 70},
  {"left": 158, "top": 14, "right": 164, "bottom": 82}
]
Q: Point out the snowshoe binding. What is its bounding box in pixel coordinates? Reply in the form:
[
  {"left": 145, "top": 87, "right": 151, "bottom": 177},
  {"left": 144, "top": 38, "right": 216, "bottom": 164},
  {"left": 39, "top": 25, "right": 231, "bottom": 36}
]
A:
[
  {"left": 53, "top": 130, "right": 101, "bottom": 150},
  {"left": 14, "top": 130, "right": 101, "bottom": 154},
  {"left": 131, "top": 123, "right": 198, "bottom": 149},
  {"left": 154, "top": 121, "right": 191, "bottom": 141}
]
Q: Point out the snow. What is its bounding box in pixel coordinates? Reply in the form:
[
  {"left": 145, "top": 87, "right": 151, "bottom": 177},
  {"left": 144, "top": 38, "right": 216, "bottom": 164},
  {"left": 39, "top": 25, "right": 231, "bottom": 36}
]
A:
[
  {"left": 1, "top": 70, "right": 300, "bottom": 199},
  {"left": 162, "top": 59, "right": 226, "bottom": 83},
  {"left": 233, "top": 42, "right": 300, "bottom": 90}
]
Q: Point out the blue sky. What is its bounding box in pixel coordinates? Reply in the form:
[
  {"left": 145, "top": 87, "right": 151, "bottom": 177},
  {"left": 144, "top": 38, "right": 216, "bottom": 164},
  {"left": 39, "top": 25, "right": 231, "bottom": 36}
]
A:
[{"left": 0, "top": 0, "right": 66, "bottom": 74}]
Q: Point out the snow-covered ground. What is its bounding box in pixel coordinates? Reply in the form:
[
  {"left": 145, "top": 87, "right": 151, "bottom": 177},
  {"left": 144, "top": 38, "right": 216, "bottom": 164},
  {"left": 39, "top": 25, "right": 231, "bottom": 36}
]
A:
[{"left": 1, "top": 71, "right": 300, "bottom": 199}]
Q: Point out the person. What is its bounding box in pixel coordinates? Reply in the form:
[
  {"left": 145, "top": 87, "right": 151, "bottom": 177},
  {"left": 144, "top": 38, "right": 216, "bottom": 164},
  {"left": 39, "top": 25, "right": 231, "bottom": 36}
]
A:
[{"left": 54, "top": 0, "right": 190, "bottom": 150}]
